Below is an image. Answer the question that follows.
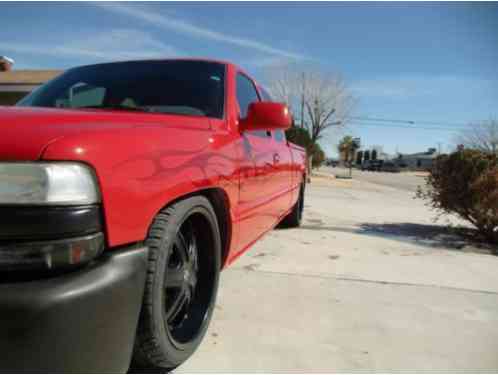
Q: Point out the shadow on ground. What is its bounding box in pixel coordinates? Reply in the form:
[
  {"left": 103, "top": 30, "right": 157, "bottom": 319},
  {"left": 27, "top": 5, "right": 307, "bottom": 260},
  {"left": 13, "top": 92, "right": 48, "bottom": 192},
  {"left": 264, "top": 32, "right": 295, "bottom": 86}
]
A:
[
  {"left": 299, "top": 221, "right": 496, "bottom": 255},
  {"left": 128, "top": 366, "right": 172, "bottom": 374}
]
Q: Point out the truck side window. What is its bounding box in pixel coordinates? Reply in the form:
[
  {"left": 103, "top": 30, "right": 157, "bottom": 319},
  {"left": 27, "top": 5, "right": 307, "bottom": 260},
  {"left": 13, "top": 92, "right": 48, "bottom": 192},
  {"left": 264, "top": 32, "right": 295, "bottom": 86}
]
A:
[
  {"left": 260, "top": 87, "right": 286, "bottom": 141},
  {"left": 236, "top": 73, "right": 259, "bottom": 118},
  {"left": 55, "top": 82, "right": 106, "bottom": 109},
  {"left": 236, "top": 73, "right": 269, "bottom": 138},
  {"left": 274, "top": 129, "right": 286, "bottom": 143}
]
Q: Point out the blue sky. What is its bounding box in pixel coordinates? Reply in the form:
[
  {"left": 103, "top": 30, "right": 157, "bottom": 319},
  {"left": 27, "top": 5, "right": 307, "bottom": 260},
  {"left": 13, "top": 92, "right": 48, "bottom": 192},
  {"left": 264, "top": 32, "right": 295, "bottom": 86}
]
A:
[{"left": 1, "top": 2, "right": 497, "bottom": 156}]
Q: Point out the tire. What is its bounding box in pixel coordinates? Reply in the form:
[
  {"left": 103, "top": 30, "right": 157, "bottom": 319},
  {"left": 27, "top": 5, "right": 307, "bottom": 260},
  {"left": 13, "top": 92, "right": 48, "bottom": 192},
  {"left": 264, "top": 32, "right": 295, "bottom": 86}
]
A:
[
  {"left": 280, "top": 182, "right": 305, "bottom": 228},
  {"left": 131, "top": 196, "right": 221, "bottom": 371}
]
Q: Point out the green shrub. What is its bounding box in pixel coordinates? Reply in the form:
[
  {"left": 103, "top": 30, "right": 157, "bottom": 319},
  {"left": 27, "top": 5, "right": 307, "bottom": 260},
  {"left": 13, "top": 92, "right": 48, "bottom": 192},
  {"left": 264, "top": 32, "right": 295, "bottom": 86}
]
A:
[
  {"left": 286, "top": 126, "right": 312, "bottom": 151},
  {"left": 286, "top": 126, "right": 326, "bottom": 169},
  {"left": 417, "top": 149, "right": 498, "bottom": 251}
]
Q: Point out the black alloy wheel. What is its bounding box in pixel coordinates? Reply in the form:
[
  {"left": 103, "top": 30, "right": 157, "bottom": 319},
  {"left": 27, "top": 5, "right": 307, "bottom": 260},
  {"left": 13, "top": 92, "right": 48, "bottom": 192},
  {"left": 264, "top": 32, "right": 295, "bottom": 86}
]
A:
[
  {"left": 132, "top": 196, "right": 221, "bottom": 371},
  {"left": 164, "top": 217, "right": 212, "bottom": 348}
]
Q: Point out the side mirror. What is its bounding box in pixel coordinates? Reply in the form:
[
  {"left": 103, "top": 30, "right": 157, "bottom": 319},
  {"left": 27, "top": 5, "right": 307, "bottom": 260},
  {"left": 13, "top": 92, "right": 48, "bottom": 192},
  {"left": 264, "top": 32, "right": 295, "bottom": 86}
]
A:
[{"left": 240, "top": 102, "right": 292, "bottom": 132}]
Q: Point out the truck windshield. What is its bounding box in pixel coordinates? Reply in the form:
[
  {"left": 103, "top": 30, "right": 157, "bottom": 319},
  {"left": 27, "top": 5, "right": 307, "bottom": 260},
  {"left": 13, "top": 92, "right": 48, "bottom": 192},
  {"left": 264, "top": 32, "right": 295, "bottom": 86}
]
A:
[{"left": 17, "top": 60, "right": 225, "bottom": 119}]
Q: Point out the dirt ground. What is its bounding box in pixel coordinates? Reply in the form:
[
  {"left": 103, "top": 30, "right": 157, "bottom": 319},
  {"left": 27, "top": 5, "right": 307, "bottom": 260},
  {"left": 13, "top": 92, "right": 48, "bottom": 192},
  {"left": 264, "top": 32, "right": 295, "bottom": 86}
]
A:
[{"left": 176, "top": 173, "right": 498, "bottom": 372}]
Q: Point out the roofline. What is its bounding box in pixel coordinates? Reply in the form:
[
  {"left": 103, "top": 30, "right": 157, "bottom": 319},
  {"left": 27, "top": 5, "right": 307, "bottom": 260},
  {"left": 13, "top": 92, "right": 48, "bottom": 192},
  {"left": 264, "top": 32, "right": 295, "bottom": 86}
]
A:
[
  {"left": 0, "top": 84, "right": 39, "bottom": 92},
  {"left": 72, "top": 57, "right": 234, "bottom": 70}
]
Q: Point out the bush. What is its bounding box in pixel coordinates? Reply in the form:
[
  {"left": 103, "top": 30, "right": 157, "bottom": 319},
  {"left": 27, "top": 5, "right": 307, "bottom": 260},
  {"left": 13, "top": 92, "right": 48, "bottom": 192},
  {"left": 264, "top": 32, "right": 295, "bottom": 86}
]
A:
[
  {"left": 417, "top": 149, "right": 498, "bottom": 251},
  {"left": 286, "top": 126, "right": 326, "bottom": 169},
  {"left": 311, "top": 143, "right": 326, "bottom": 168},
  {"left": 286, "top": 126, "right": 312, "bottom": 151}
]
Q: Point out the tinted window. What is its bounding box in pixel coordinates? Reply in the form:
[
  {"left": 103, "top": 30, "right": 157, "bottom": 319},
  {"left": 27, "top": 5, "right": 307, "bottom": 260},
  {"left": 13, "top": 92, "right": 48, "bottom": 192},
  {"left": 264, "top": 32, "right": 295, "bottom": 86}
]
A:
[
  {"left": 18, "top": 60, "right": 225, "bottom": 118},
  {"left": 54, "top": 83, "right": 106, "bottom": 108},
  {"left": 236, "top": 73, "right": 259, "bottom": 118},
  {"left": 274, "top": 129, "right": 286, "bottom": 143},
  {"left": 236, "top": 74, "right": 269, "bottom": 138}
]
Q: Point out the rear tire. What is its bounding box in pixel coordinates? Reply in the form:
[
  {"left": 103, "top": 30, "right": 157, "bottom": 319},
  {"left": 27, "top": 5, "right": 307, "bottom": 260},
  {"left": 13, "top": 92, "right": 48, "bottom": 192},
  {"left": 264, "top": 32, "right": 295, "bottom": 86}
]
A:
[
  {"left": 131, "top": 196, "right": 221, "bottom": 371},
  {"left": 280, "top": 182, "right": 305, "bottom": 228}
]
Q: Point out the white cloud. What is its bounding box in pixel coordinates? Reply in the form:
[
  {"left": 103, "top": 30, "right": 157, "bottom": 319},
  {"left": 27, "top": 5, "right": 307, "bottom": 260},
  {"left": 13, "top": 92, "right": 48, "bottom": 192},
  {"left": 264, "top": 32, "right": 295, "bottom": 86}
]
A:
[
  {"left": 93, "top": 2, "right": 306, "bottom": 60},
  {"left": 0, "top": 29, "right": 181, "bottom": 62}
]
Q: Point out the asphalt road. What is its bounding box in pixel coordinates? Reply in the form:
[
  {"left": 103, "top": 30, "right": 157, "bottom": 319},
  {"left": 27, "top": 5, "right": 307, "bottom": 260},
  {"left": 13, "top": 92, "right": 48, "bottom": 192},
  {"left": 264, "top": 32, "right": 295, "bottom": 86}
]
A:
[
  {"left": 323, "top": 166, "right": 427, "bottom": 192},
  {"left": 176, "top": 175, "right": 498, "bottom": 372}
]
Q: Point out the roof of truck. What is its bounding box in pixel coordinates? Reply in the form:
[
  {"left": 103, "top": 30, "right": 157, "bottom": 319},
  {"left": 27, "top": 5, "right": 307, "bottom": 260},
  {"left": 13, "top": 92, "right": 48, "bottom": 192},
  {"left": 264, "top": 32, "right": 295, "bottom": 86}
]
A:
[{"left": 76, "top": 57, "right": 235, "bottom": 69}]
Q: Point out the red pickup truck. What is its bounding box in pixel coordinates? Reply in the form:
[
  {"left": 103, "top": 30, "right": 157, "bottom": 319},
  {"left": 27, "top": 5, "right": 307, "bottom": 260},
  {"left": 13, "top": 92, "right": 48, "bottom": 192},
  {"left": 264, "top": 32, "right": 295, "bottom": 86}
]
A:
[{"left": 0, "top": 59, "right": 306, "bottom": 372}]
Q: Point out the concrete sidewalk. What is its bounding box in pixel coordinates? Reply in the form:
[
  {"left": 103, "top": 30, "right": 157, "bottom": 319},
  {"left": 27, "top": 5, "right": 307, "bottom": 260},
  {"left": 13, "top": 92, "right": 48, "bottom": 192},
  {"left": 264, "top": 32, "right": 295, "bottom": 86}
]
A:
[{"left": 177, "top": 177, "right": 498, "bottom": 372}]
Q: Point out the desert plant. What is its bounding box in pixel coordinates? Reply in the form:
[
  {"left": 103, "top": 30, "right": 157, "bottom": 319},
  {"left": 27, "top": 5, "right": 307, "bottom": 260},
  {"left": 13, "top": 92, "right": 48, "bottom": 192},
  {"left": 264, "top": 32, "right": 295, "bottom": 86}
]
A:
[{"left": 417, "top": 149, "right": 498, "bottom": 252}]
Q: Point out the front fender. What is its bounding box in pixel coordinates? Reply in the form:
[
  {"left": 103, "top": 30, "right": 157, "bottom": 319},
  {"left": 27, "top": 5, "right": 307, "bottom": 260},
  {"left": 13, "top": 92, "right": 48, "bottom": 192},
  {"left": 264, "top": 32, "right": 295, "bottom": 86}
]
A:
[{"left": 42, "top": 122, "right": 240, "bottom": 248}]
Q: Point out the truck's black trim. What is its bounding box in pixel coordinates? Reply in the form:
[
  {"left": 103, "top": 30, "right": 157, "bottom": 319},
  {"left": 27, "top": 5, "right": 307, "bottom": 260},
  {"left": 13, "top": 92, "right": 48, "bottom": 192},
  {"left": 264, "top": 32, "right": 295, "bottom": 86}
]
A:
[
  {"left": 0, "top": 244, "right": 148, "bottom": 373},
  {"left": 0, "top": 232, "right": 105, "bottom": 273},
  {"left": 0, "top": 205, "right": 102, "bottom": 240}
]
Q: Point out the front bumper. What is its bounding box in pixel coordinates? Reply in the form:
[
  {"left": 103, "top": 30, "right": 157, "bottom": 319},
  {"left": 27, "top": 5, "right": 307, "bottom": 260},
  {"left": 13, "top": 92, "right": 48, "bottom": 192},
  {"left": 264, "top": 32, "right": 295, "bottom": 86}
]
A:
[{"left": 0, "top": 245, "right": 148, "bottom": 373}]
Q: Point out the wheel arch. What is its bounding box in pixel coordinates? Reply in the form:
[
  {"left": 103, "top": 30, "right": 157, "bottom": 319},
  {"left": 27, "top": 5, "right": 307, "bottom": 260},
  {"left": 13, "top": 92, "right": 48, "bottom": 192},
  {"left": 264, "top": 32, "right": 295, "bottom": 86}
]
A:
[
  {"left": 199, "top": 188, "right": 232, "bottom": 269},
  {"left": 148, "top": 187, "right": 233, "bottom": 270}
]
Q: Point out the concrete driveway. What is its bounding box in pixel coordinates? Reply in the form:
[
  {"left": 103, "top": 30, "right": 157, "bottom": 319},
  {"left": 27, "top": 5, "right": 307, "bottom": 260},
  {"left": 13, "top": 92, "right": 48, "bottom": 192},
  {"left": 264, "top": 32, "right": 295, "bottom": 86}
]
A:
[{"left": 177, "top": 175, "right": 498, "bottom": 372}]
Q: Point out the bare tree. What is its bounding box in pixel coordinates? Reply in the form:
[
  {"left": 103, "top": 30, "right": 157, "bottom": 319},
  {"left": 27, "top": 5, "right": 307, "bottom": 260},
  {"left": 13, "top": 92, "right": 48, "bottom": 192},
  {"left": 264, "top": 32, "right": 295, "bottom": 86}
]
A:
[
  {"left": 303, "top": 71, "right": 355, "bottom": 144},
  {"left": 456, "top": 119, "right": 498, "bottom": 155},
  {"left": 265, "top": 65, "right": 301, "bottom": 116},
  {"left": 264, "top": 64, "right": 355, "bottom": 144}
]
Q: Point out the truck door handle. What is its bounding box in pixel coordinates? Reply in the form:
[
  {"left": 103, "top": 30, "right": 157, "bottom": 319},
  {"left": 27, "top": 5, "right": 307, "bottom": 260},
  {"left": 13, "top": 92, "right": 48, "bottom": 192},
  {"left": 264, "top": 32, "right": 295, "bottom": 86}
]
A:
[{"left": 273, "top": 153, "right": 280, "bottom": 164}]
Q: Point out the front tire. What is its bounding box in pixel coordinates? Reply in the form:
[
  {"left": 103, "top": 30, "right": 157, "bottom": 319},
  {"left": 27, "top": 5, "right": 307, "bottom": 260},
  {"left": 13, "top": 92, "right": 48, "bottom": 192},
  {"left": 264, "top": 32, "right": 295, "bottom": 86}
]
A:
[{"left": 131, "top": 196, "right": 221, "bottom": 371}]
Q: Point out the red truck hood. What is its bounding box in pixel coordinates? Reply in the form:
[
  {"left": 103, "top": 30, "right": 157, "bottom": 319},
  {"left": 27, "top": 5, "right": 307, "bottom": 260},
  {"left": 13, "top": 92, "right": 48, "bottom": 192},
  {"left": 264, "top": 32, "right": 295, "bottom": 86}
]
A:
[{"left": 0, "top": 106, "right": 170, "bottom": 160}]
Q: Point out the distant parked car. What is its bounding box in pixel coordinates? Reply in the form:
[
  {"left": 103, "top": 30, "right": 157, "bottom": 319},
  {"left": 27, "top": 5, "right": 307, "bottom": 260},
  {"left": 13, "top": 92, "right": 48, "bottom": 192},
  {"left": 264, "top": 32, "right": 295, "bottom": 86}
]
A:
[
  {"left": 381, "top": 161, "right": 401, "bottom": 173},
  {"left": 361, "top": 160, "right": 383, "bottom": 171},
  {"left": 326, "top": 159, "right": 339, "bottom": 167}
]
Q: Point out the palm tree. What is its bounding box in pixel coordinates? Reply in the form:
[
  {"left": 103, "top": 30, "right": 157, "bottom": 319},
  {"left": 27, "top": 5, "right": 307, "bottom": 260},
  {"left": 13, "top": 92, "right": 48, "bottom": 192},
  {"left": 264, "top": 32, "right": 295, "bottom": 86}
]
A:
[
  {"left": 337, "top": 136, "right": 352, "bottom": 164},
  {"left": 338, "top": 135, "right": 359, "bottom": 176}
]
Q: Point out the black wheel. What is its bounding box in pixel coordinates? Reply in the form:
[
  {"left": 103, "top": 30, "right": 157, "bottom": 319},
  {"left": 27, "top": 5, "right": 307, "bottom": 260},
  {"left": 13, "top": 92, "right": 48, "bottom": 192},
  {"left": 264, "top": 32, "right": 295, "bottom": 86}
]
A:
[
  {"left": 280, "top": 182, "right": 305, "bottom": 228},
  {"left": 131, "top": 196, "right": 221, "bottom": 371}
]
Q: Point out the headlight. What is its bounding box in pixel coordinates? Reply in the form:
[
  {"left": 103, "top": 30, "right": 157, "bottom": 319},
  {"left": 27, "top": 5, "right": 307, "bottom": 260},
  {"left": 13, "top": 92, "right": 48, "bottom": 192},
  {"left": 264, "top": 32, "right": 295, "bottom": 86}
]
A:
[
  {"left": 0, "top": 162, "right": 103, "bottom": 274},
  {"left": 0, "top": 162, "right": 100, "bottom": 205}
]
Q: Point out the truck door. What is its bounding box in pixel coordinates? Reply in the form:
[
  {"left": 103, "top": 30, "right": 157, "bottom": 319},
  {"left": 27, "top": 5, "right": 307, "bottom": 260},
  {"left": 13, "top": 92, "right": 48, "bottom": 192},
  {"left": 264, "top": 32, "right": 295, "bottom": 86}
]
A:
[
  {"left": 258, "top": 87, "right": 293, "bottom": 219},
  {"left": 235, "top": 73, "right": 277, "bottom": 250},
  {"left": 271, "top": 129, "right": 293, "bottom": 217}
]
